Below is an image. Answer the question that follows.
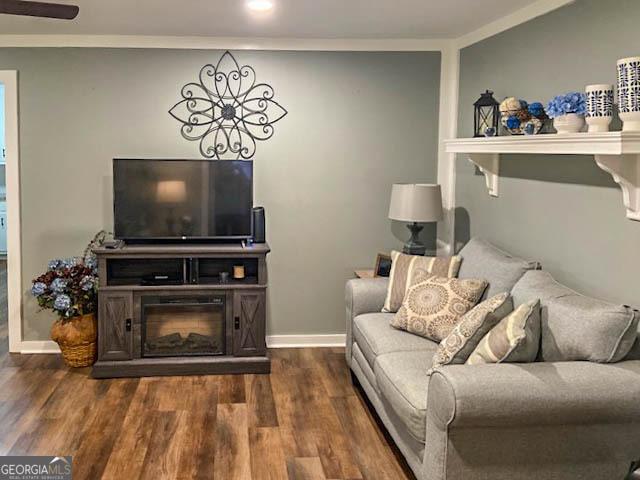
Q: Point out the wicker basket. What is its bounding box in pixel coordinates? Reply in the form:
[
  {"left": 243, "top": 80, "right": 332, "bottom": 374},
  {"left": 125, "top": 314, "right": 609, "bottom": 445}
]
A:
[
  {"left": 51, "top": 313, "right": 97, "bottom": 368},
  {"left": 57, "top": 341, "right": 97, "bottom": 367}
]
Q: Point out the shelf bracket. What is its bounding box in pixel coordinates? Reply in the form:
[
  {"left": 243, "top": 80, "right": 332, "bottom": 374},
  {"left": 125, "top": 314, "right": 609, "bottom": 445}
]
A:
[
  {"left": 594, "top": 154, "right": 640, "bottom": 221},
  {"left": 469, "top": 153, "right": 500, "bottom": 197}
]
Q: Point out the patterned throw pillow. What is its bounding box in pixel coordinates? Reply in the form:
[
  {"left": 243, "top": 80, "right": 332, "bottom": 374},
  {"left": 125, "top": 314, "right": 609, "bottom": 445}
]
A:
[
  {"left": 382, "top": 251, "right": 462, "bottom": 313},
  {"left": 427, "top": 293, "right": 513, "bottom": 375},
  {"left": 466, "top": 299, "right": 541, "bottom": 365},
  {"left": 390, "top": 275, "right": 488, "bottom": 342}
]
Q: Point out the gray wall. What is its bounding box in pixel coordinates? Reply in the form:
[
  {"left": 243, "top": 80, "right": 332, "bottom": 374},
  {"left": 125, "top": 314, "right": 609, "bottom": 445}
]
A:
[
  {"left": 457, "top": 0, "right": 640, "bottom": 307},
  {"left": 0, "top": 48, "right": 441, "bottom": 340}
]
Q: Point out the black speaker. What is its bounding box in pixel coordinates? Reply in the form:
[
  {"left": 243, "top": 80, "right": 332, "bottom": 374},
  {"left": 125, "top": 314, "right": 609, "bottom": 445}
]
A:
[{"left": 252, "top": 206, "right": 266, "bottom": 243}]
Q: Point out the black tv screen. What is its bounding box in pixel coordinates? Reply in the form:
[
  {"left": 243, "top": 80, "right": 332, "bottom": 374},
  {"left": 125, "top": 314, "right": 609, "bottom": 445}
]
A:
[{"left": 113, "top": 159, "right": 253, "bottom": 241}]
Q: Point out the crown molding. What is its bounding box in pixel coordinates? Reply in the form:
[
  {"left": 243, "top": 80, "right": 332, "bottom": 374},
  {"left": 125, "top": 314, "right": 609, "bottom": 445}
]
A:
[
  {"left": 0, "top": 34, "right": 449, "bottom": 51},
  {"left": 455, "top": 0, "right": 575, "bottom": 49}
]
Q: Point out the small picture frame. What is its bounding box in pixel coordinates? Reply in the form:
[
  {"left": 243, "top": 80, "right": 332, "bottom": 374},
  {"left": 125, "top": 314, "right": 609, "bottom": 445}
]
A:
[{"left": 374, "top": 253, "right": 392, "bottom": 277}]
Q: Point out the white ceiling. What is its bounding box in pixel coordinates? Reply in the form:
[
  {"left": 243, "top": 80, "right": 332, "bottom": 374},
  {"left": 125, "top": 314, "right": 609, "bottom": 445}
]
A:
[{"left": 0, "top": 0, "right": 539, "bottom": 39}]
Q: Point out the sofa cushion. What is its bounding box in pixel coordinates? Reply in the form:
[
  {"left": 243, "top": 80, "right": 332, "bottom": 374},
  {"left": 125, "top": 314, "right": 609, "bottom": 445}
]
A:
[
  {"left": 391, "top": 276, "right": 488, "bottom": 342},
  {"left": 429, "top": 293, "right": 513, "bottom": 374},
  {"left": 457, "top": 238, "right": 539, "bottom": 299},
  {"left": 375, "top": 350, "right": 437, "bottom": 443},
  {"left": 512, "top": 270, "right": 639, "bottom": 362},
  {"left": 466, "top": 299, "right": 541, "bottom": 365},
  {"left": 353, "top": 313, "right": 438, "bottom": 370},
  {"left": 382, "top": 251, "right": 462, "bottom": 313}
]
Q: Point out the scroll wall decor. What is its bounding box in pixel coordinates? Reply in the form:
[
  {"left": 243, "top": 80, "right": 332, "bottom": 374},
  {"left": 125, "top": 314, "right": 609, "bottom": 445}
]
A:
[{"left": 169, "top": 51, "right": 288, "bottom": 159}]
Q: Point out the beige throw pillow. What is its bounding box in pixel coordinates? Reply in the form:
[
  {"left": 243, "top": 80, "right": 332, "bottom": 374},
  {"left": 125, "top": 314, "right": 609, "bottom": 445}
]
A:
[
  {"left": 466, "top": 299, "right": 541, "bottom": 365},
  {"left": 390, "top": 275, "right": 488, "bottom": 342},
  {"left": 382, "top": 251, "right": 462, "bottom": 313},
  {"left": 427, "top": 293, "right": 513, "bottom": 375}
]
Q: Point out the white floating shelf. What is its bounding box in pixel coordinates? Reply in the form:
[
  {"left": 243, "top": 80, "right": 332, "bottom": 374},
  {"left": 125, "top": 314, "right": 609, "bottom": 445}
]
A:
[{"left": 444, "top": 132, "right": 640, "bottom": 221}]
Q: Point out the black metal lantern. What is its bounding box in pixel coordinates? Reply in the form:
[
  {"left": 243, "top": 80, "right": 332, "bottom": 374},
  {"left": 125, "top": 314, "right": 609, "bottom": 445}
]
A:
[{"left": 473, "top": 90, "right": 499, "bottom": 137}]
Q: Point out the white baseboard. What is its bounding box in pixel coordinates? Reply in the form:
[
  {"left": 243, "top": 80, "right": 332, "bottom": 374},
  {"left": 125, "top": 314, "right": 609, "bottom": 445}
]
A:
[
  {"left": 266, "top": 334, "right": 346, "bottom": 348},
  {"left": 19, "top": 340, "right": 60, "bottom": 354},
  {"left": 16, "top": 336, "right": 346, "bottom": 354}
]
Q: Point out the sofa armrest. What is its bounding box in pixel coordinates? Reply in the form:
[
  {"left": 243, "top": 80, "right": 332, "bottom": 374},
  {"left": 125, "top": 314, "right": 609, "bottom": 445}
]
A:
[
  {"left": 427, "top": 360, "right": 640, "bottom": 429},
  {"left": 345, "top": 278, "right": 388, "bottom": 365}
]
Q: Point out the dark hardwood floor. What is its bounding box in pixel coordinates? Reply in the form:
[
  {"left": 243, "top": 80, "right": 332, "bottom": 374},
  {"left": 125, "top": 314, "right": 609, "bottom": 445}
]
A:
[{"left": 0, "top": 343, "right": 415, "bottom": 480}]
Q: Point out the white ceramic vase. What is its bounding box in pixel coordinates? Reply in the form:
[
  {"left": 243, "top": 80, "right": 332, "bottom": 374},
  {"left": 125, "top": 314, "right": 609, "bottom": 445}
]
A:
[
  {"left": 617, "top": 56, "right": 640, "bottom": 132},
  {"left": 553, "top": 113, "right": 585, "bottom": 134},
  {"left": 585, "top": 84, "right": 614, "bottom": 133}
]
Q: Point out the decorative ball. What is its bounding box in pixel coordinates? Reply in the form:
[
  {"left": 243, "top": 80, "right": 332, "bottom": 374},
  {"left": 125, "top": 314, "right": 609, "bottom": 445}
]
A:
[
  {"left": 516, "top": 109, "right": 531, "bottom": 121},
  {"left": 499, "top": 97, "right": 521, "bottom": 114},
  {"left": 506, "top": 115, "right": 521, "bottom": 129},
  {"left": 523, "top": 118, "right": 543, "bottom": 135},
  {"left": 528, "top": 102, "right": 545, "bottom": 117}
]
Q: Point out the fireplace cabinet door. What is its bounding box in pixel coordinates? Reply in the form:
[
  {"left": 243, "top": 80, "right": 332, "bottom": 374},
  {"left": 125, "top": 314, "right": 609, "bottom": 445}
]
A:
[
  {"left": 233, "top": 290, "right": 266, "bottom": 356},
  {"left": 98, "top": 291, "right": 134, "bottom": 360}
]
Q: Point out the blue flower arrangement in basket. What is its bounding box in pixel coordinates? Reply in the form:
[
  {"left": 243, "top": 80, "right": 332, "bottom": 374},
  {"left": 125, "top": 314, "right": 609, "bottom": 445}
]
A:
[
  {"left": 545, "top": 92, "right": 587, "bottom": 134},
  {"left": 31, "top": 231, "right": 107, "bottom": 367},
  {"left": 499, "top": 97, "right": 548, "bottom": 135}
]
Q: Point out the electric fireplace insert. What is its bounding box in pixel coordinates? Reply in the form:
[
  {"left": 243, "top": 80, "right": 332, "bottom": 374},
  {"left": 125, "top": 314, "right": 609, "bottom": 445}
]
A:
[{"left": 141, "top": 295, "right": 226, "bottom": 357}]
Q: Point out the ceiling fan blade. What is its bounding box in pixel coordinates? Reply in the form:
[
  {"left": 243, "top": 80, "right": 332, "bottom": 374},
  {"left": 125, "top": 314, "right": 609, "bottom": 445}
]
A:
[{"left": 0, "top": 0, "right": 79, "bottom": 20}]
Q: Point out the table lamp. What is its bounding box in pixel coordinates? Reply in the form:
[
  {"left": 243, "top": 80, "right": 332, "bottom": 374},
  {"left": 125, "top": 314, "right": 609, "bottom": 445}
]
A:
[{"left": 388, "top": 183, "right": 443, "bottom": 255}]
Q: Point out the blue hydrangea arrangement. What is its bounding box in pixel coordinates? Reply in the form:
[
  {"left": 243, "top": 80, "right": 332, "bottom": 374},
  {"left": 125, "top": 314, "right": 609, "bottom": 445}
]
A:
[
  {"left": 31, "top": 231, "right": 107, "bottom": 321},
  {"left": 545, "top": 92, "right": 587, "bottom": 118}
]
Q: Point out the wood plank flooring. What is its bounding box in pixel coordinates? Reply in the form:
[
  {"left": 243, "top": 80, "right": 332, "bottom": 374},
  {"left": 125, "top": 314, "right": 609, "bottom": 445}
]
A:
[{"left": 0, "top": 345, "right": 415, "bottom": 480}]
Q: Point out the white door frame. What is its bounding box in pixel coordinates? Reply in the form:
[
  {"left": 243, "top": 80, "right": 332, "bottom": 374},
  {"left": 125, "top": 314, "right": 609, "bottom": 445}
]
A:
[{"left": 0, "top": 71, "right": 23, "bottom": 353}]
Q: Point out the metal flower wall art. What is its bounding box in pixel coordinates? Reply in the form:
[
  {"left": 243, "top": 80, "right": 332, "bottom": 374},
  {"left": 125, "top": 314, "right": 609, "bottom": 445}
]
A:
[{"left": 169, "top": 51, "right": 288, "bottom": 159}]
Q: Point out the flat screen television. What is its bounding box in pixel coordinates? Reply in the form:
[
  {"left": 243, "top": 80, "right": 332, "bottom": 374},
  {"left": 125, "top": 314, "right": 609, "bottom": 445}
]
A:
[{"left": 113, "top": 159, "right": 253, "bottom": 241}]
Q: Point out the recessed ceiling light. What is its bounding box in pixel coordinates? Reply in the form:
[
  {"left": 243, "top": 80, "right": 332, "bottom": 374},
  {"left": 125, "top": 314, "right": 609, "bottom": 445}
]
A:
[{"left": 247, "top": 0, "right": 273, "bottom": 12}]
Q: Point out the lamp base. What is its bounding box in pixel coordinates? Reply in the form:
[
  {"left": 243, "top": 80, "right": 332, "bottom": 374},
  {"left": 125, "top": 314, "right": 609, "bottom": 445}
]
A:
[{"left": 403, "top": 223, "right": 426, "bottom": 256}]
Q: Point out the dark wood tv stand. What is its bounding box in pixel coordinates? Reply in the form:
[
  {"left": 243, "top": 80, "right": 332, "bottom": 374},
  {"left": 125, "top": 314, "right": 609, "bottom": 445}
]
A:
[{"left": 91, "top": 242, "right": 270, "bottom": 378}]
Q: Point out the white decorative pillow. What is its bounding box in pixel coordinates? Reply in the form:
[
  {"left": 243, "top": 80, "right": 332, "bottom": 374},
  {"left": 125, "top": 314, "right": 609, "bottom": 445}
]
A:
[
  {"left": 466, "top": 300, "right": 541, "bottom": 365},
  {"left": 390, "top": 275, "right": 488, "bottom": 342},
  {"left": 427, "top": 293, "right": 513, "bottom": 375}
]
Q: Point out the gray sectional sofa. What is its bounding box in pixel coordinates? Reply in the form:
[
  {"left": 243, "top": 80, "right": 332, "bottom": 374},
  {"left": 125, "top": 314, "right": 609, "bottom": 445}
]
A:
[{"left": 345, "top": 238, "right": 640, "bottom": 480}]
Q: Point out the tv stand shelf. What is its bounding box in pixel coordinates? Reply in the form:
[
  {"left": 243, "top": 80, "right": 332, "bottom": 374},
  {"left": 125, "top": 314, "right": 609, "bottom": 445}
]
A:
[{"left": 92, "top": 242, "right": 270, "bottom": 378}]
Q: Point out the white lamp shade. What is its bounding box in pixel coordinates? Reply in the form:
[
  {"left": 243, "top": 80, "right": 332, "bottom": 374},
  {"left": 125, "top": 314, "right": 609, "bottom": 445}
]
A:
[
  {"left": 156, "top": 180, "right": 187, "bottom": 203},
  {"left": 388, "top": 183, "right": 443, "bottom": 223}
]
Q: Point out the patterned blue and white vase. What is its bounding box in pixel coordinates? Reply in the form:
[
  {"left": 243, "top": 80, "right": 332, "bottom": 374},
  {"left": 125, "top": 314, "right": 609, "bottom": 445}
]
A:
[
  {"left": 617, "top": 56, "right": 640, "bottom": 131},
  {"left": 585, "top": 84, "right": 613, "bottom": 133}
]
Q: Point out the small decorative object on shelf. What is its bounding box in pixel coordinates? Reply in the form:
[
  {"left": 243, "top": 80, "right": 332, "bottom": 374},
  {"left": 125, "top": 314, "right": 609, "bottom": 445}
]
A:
[
  {"left": 233, "top": 265, "right": 245, "bottom": 279},
  {"left": 499, "top": 97, "right": 548, "bottom": 135},
  {"left": 617, "top": 57, "right": 640, "bottom": 132},
  {"left": 585, "top": 84, "right": 614, "bottom": 133},
  {"left": 473, "top": 90, "right": 500, "bottom": 138},
  {"left": 31, "top": 231, "right": 106, "bottom": 367},
  {"left": 546, "top": 92, "right": 587, "bottom": 134}
]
